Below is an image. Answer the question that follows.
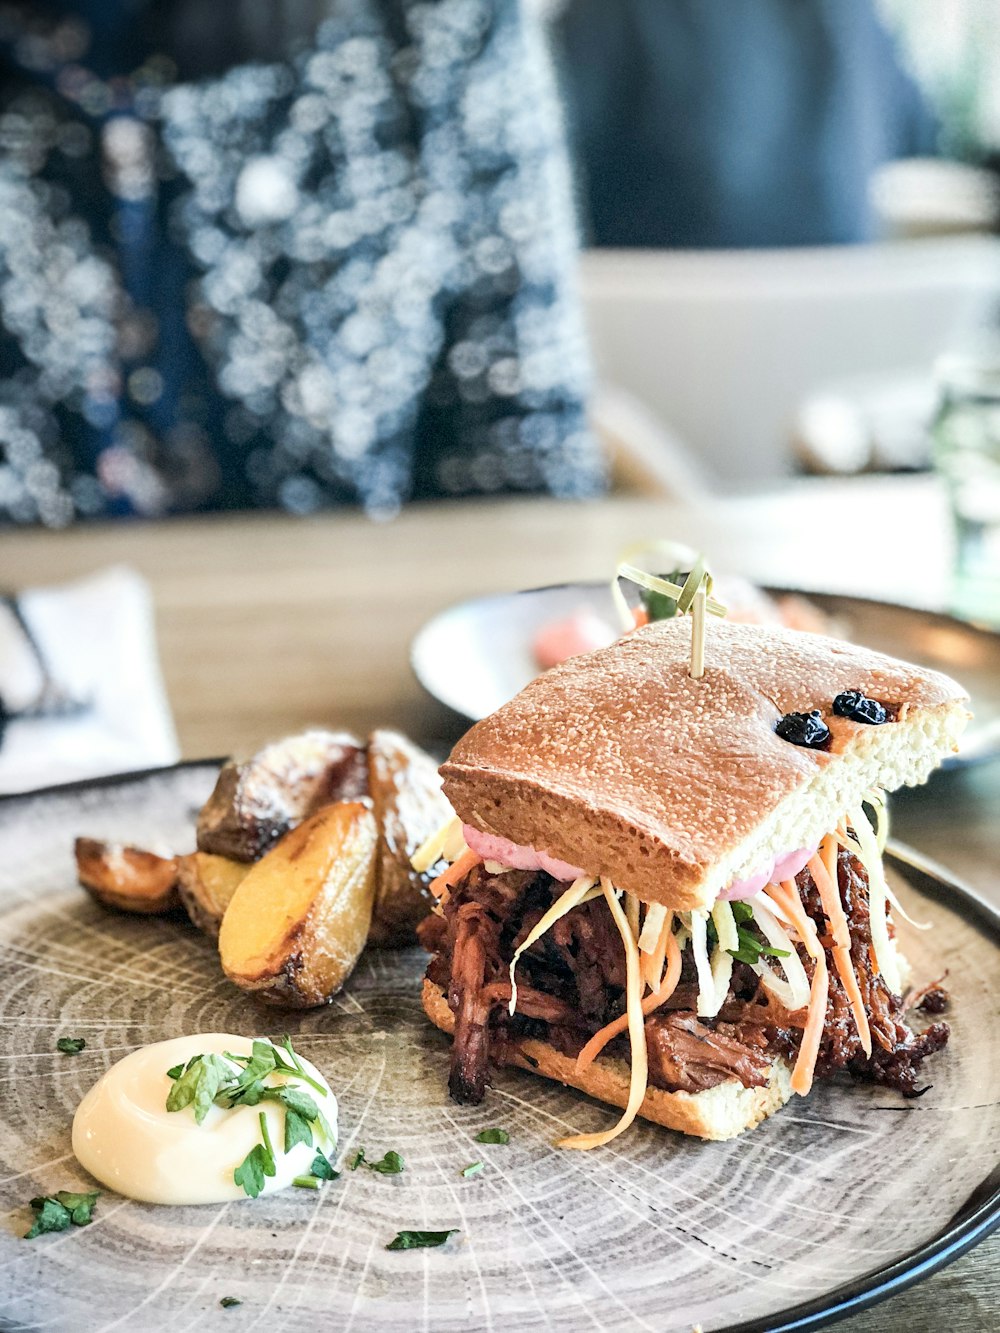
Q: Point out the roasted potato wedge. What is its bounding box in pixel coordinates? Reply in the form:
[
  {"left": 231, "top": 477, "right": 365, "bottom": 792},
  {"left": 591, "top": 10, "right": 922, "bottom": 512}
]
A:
[
  {"left": 366, "top": 729, "right": 453, "bottom": 946},
  {"left": 197, "top": 730, "right": 367, "bottom": 862},
  {"left": 176, "top": 852, "right": 250, "bottom": 938},
  {"left": 218, "top": 801, "right": 377, "bottom": 1006},
  {"left": 75, "top": 838, "right": 180, "bottom": 914}
]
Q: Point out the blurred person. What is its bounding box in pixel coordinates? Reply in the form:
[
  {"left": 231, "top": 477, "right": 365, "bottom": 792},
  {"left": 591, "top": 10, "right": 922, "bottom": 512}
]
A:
[
  {"left": 0, "top": 0, "right": 603, "bottom": 526},
  {"left": 553, "top": 0, "right": 939, "bottom": 248}
]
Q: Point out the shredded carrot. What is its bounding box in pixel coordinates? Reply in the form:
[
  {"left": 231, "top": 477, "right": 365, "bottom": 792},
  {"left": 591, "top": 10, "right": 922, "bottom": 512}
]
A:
[
  {"left": 428, "top": 847, "right": 481, "bottom": 900},
  {"left": 640, "top": 908, "right": 672, "bottom": 992},
  {"left": 576, "top": 919, "right": 681, "bottom": 1073},
  {"left": 821, "top": 833, "right": 838, "bottom": 886},
  {"left": 808, "top": 843, "right": 872, "bottom": 1058},
  {"left": 773, "top": 880, "right": 829, "bottom": 1095},
  {"left": 631, "top": 607, "right": 650, "bottom": 629}
]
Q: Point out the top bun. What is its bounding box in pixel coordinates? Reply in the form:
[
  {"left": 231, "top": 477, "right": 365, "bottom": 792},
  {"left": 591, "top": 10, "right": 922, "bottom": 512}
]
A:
[{"left": 440, "top": 619, "right": 969, "bottom": 910}]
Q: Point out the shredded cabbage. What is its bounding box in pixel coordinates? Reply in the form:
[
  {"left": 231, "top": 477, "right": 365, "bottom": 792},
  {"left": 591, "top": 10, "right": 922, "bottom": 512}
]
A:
[
  {"left": 638, "top": 902, "right": 668, "bottom": 953},
  {"left": 864, "top": 787, "right": 889, "bottom": 855},
  {"left": 836, "top": 806, "right": 929, "bottom": 932},
  {"left": 411, "top": 816, "right": 464, "bottom": 874},
  {"left": 709, "top": 899, "right": 738, "bottom": 1015},
  {"left": 847, "top": 805, "right": 902, "bottom": 994},
  {"left": 750, "top": 899, "right": 812, "bottom": 1012},
  {"left": 508, "top": 876, "right": 599, "bottom": 1016},
  {"left": 689, "top": 911, "right": 718, "bottom": 1017}
]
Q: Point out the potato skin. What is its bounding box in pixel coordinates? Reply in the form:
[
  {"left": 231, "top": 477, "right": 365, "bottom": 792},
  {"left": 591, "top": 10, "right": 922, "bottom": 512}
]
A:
[
  {"left": 176, "top": 852, "right": 249, "bottom": 938},
  {"left": 197, "top": 730, "right": 367, "bottom": 862},
  {"left": 218, "top": 801, "right": 377, "bottom": 1007},
  {"left": 75, "top": 838, "right": 180, "bottom": 914},
  {"left": 366, "top": 730, "right": 453, "bottom": 947}
]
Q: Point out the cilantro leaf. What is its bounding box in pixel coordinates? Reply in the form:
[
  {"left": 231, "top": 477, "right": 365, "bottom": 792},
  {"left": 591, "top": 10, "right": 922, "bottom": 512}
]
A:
[
  {"left": 276, "top": 1036, "right": 328, "bottom": 1098},
  {"left": 53, "top": 1191, "right": 100, "bottom": 1225},
  {"left": 271, "top": 1084, "right": 320, "bottom": 1122},
  {"left": 727, "top": 922, "right": 790, "bottom": 967},
  {"left": 460, "top": 1161, "right": 484, "bottom": 1178},
  {"left": 313, "top": 1103, "right": 336, "bottom": 1148},
  {"left": 257, "top": 1084, "right": 318, "bottom": 1153},
  {"left": 166, "top": 1053, "right": 234, "bottom": 1124},
  {"left": 282, "top": 1106, "right": 314, "bottom": 1155},
  {"left": 233, "top": 1146, "right": 269, "bottom": 1199},
  {"left": 25, "top": 1197, "right": 71, "bottom": 1238},
  {"left": 474, "top": 1128, "right": 509, "bottom": 1144},
  {"left": 385, "top": 1229, "right": 458, "bottom": 1251},
  {"left": 56, "top": 1037, "right": 86, "bottom": 1056},
  {"left": 220, "top": 1296, "right": 242, "bottom": 1308},
  {"left": 225, "top": 1041, "right": 278, "bottom": 1104},
  {"left": 166, "top": 1063, "right": 184, "bottom": 1080},
  {"left": 233, "top": 1112, "right": 277, "bottom": 1198},
  {"left": 24, "top": 1191, "right": 100, "bottom": 1239},
  {"left": 258, "top": 1109, "right": 277, "bottom": 1162},
  {"left": 366, "top": 1150, "right": 404, "bottom": 1175},
  {"left": 310, "top": 1152, "right": 339, "bottom": 1181}
]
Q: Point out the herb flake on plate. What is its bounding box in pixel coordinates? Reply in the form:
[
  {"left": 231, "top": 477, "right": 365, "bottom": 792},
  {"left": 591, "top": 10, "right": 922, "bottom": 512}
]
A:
[
  {"left": 366, "top": 1150, "right": 404, "bottom": 1175},
  {"left": 385, "top": 1229, "right": 458, "bottom": 1251},
  {"left": 56, "top": 1037, "right": 86, "bottom": 1056},
  {"left": 310, "top": 1151, "right": 339, "bottom": 1181},
  {"left": 474, "top": 1128, "right": 509, "bottom": 1144},
  {"left": 23, "top": 1190, "right": 100, "bottom": 1239},
  {"left": 460, "top": 1161, "right": 484, "bottom": 1178},
  {"left": 219, "top": 1296, "right": 242, "bottom": 1308}
]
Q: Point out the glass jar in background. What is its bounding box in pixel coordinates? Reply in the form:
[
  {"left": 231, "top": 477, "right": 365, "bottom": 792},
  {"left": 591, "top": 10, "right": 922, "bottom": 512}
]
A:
[{"left": 932, "top": 354, "right": 1000, "bottom": 626}]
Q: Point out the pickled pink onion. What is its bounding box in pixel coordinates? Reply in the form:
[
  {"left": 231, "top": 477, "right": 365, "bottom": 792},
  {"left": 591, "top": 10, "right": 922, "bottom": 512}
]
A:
[
  {"left": 462, "top": 825, "right": 815, "bottom": 902},
  {"left": 461, "top": 825, "right": 586, "bottom": 883},
  {"left": 719, "top": 847, "right": 816, "bottom": 901}
]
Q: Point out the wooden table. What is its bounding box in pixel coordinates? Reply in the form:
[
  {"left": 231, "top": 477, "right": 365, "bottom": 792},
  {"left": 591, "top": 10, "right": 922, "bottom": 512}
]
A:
[{"left": 4, "top": 476, "right": 998, "bottom": 1329}]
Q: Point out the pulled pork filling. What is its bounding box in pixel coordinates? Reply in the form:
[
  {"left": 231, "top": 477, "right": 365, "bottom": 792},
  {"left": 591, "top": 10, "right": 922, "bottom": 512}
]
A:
[{"left": 418, "top": 848, "right": 948, "bottom": 1105}]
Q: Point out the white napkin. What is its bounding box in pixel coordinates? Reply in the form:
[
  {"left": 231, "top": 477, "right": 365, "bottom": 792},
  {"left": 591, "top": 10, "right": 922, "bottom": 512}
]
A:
[{"left": 0, "top": 565, "right": 179, "bottom": 795}]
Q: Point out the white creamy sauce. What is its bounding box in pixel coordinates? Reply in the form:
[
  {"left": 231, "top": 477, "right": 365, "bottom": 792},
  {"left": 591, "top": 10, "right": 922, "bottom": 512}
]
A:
[{"left": 72, "top": 1033, "right": 337, "bottom": 1205}]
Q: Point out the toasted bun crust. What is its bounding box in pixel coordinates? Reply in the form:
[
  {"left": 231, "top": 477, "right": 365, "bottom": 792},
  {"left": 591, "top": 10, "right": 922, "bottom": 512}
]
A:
[
  {"left": 440, "top": 619, "right": 969, "bottom": 910},
  {"left": 422, "top": 978, "right": 793, "bottom": 1141}
]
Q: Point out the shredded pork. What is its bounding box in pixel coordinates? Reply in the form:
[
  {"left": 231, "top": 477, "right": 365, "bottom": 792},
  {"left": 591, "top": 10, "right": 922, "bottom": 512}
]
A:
[{"left": 418, "top": 849, "right": 948, "bottom": 1105}]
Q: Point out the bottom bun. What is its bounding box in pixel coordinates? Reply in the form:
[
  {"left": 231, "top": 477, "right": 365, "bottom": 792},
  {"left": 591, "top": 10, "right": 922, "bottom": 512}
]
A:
[{"left": 422, "top": 978, "right": 794, "bottom": 1142}]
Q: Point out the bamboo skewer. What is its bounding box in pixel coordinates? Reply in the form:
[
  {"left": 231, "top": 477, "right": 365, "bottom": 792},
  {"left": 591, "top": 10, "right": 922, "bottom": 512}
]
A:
[
  {"left": 612, "top": 543, "right": 726, "bottom": 680},
  {"left": 691, "top": 582, "right": 707, "bottom": 679}
]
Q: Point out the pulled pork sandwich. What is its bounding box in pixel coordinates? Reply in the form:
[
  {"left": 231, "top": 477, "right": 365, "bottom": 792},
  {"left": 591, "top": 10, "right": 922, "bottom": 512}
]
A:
[{"left": 415, "top": 619, "right": 969, "bottom": 1146}]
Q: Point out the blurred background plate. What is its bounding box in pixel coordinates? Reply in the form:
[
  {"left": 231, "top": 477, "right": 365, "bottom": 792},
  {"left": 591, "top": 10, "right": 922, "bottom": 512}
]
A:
[{"left": 411, "top": 584, "right": 1000, "bottom": 766}]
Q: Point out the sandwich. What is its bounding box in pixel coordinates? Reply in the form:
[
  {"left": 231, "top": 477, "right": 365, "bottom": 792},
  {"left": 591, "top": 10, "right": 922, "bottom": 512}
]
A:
[{"left": 415, "top": 618, "right": 969, "bottom": 1146}]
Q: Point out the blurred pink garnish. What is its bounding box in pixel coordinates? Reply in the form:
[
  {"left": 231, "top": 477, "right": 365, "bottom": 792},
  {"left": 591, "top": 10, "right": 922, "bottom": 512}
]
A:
[{"left": 533, "top": 609, "right": 618, "bottom": 670}]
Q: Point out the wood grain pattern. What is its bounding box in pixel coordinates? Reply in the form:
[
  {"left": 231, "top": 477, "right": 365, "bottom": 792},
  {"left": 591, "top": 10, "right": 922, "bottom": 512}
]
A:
[{"left": 0, "top": 766, "right": 997, "bottom": 1331}]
